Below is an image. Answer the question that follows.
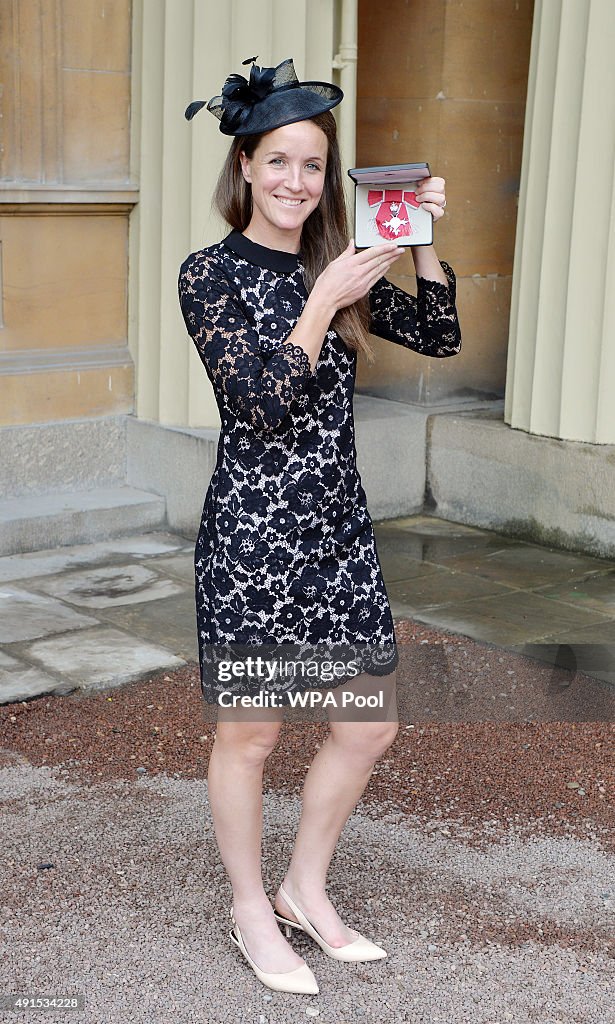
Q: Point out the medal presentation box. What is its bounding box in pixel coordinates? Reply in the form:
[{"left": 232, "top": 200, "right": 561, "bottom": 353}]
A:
[{"left": 347, "top": 163, "right": 433, "bottom": 248}]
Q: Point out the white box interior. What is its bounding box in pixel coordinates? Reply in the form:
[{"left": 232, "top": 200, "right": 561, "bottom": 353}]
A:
[{"left": 353, "top": 181, "right": 433, "bottom": 248}]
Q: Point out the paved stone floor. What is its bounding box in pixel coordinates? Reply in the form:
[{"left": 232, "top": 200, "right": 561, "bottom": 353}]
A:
[{"left": 1, "top": 515, "right": 614, "bottom": 704}]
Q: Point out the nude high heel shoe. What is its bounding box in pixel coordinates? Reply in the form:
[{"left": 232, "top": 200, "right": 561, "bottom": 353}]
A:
[
  {"left": 273, "top": 885, "right": 388, "bottom": 962},
  {"left": 228, "top": 907, "right": 319, "bottom": 994}
]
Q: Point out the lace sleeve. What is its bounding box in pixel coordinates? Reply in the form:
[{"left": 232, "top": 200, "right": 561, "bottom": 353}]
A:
[
  {"left": 178, "top": 252, "right": 313, "bottom": 432},
  {"left": 368, "top": 260, "right": 462, "bottom": 357}
]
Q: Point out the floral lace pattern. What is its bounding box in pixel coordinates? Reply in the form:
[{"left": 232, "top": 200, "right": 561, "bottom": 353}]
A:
[
  {"left": 370, "top": 262, "right": 462, "bottom": 357},
  {"left": 178, "top": 232, "right": 462, "bottom": 703}
]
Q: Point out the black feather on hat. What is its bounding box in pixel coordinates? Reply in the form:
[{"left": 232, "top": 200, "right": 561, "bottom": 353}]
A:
[{"left": 185, "top": 56, "right": 343, "bottom": 136}]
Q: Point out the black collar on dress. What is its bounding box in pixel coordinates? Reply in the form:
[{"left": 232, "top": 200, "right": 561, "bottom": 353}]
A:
[{"left": 222, "top": 230, "right": 301, "bottom": 274}]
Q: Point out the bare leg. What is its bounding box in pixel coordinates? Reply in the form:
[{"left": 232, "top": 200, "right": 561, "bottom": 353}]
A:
[
  {"left": 275, "top": 670, "right": 399, "bottom": 945},
  {"left": 207, "top": 705, "right": 306, "bottom": 972}
]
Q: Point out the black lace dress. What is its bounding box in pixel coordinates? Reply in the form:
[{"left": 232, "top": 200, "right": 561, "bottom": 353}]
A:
[{"left": 178, "top": 230, "right": 462, "bottom": 704}]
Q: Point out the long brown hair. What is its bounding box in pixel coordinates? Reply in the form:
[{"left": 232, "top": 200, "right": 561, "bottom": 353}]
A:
[{"left": 213, "top": 111, "right": 374, "bottom": 362}]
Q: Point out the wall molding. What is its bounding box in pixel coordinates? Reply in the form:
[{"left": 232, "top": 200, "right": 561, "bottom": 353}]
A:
[
  {"left": 0, "top": 183, "right": 139, "bottom": 207},
  {"left": 0, "top": 344, "right": 134, "bottom": 376}
]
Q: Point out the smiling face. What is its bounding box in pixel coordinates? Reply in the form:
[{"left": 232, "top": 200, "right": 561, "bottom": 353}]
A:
[{"left": 239, "top": 120, "right": 328, "bottom": 252}]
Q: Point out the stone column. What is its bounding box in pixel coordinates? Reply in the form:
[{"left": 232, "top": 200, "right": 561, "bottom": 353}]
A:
[
  {"left": 506, "top": 0, "right": 615, "bottom": 444},
  {"left": 129, "top": 0, "right": 340, "bottom": 429}
]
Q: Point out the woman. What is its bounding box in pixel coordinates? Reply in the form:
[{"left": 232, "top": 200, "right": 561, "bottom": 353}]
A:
[{"left": 179, "top": 57, "right": 461, "bottom": 996}]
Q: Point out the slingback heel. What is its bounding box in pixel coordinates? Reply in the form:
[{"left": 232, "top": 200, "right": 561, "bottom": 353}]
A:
[
  {"left": 273, "top": 885, "right": 387, "bottom": 963},
  {"left": 228, "top": 907, "right": 319, "bottom": 994}
]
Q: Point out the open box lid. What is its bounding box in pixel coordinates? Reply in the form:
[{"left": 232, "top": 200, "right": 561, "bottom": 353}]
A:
[{"left": 347, "top": 162, "right": 431, "bottom": 185}]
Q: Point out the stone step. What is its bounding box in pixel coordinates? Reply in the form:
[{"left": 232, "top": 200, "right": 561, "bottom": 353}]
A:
[{"left": 0, "top": 486, "right": 167, "bottom": 556}]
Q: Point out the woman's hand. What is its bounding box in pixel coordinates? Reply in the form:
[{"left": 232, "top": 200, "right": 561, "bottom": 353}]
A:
[
  {"left": 414, "top": 176, "right": 447, "bottom": 221},
  {"left": 409, "top": 175, "right": 448, "bottom": 282},
  {"left": 311, "top": 241, "right": 403, "bottom": 314}
]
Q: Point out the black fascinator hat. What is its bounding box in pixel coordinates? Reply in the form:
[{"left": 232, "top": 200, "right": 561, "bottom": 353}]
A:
[{"left": 185, "top": 56, "right": 343, "bottom": 136}]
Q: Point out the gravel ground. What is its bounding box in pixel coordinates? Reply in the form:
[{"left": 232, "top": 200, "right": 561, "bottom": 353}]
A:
[{"left": 0, "top": 622, "right": 613, "bottom": 1023}]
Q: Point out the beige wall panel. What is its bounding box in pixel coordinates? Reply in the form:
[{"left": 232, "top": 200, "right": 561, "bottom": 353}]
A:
[
  {"left": 0, "top": 0, "right": 134, "bottom": 427},
  {"left": 355, "top": 97, "right": 442, "bottom": 168},
  {"left": 507, "top": 0, "right": 615, "bottom": 443},
  {"left": 505, "top": 0, "right": 555, "bottom": 432},
  {"left": 157, "top": 0, "right": 194, "bottom": 425},
  {"left": 356, "top": 0, "right": 533, "bottom": 406},
  {"left": 0, "top": 364, "right": 134, "bottom": 427},
  {"left": 0, "top": 215, "right": 127, "bottom": 349},
  {"left": 358, "top": 1, "right": 533, "bottom": 103},
  {"left": 356, "top": 273, "right": 511, "bottom": 403},
  {"left": 61, "top": 69, "right": 131, "bottom": 182},
  {"left": 442, "top": 0, "right": 534, "bottom": 102},
  {"left": 453, "top": 273, "right": 512, "bottom": 389},
  {"left": 357, "top": 0, "right": 446, "bottom": 100},
  {"left": 128, "top": 0, "right": 164, "bottom": 423},
  {"left": 183, "top": 0, "right": 232, "bottom": 429},
  {"left": 519, "top": 0, "right": 587, "bottom": 439},
  {"left": 559, "top": 0, "right": 615, "bottom": 445},
  {"left": 305, "top": 0, "right": 337, "bottom": 82},
  {"left": 62, "top": 0, "right": 131, "bottom": 72},
  {"left": 0, "top": 0, "right": 132, "bottom": 186},
  {"left": 39, "top": 7, "right": 62, "bottom": 183},
  {"left": 132, "top": 0, "right": 340, "bottom": 429},
  {"left": 272, "top": 0, "right": 307, "bottom": 69},
  {"left": 436, "top": 99, "right": 527, "bottom": 277},
  {"left": 231, "top": 0, "right": 271, "bottom": 65},
  {"left": 0, "top": 1, "right": 18, "bottom": 181},
  {"left": 1, "top": 0, "right": 45, "bottom": 182}
]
